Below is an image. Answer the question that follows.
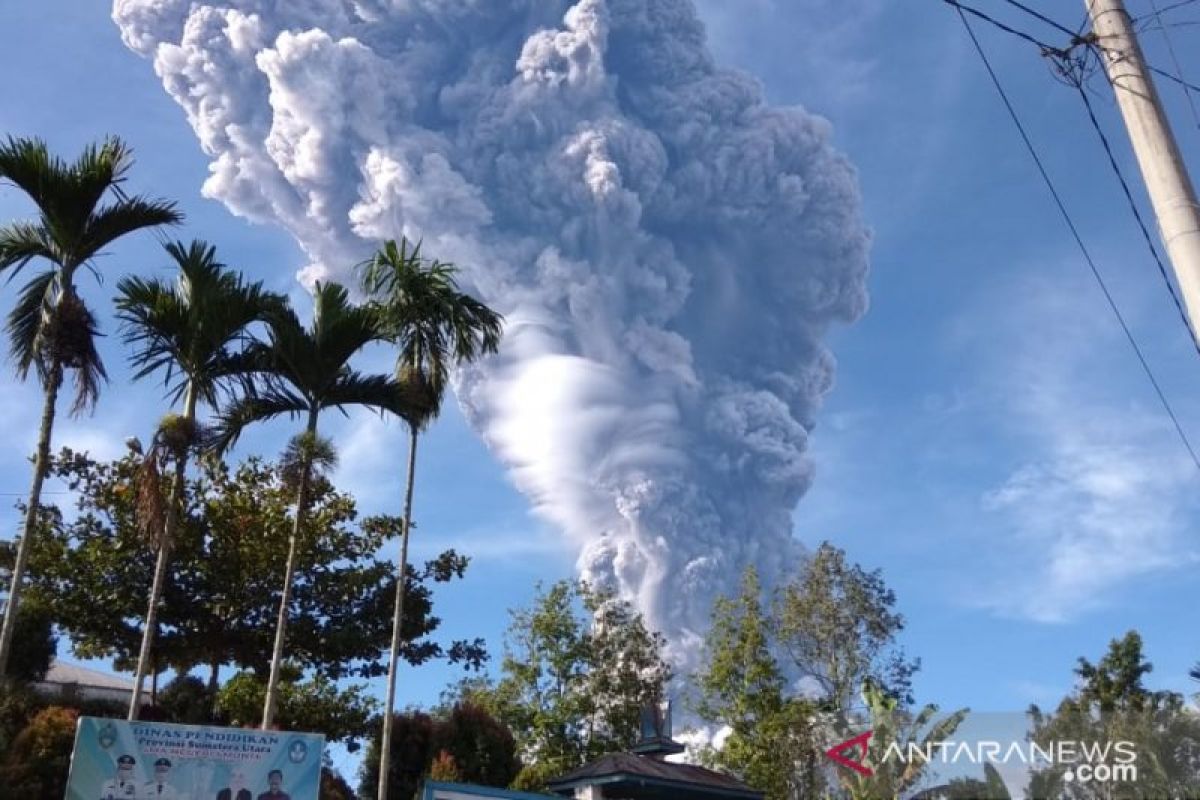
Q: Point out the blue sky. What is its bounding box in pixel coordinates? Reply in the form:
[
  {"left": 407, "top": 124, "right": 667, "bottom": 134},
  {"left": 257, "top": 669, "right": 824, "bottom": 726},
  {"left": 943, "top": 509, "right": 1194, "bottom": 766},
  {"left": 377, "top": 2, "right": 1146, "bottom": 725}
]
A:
[{"left": 2, "top": 0, "right": 1199, "bottom": 764}]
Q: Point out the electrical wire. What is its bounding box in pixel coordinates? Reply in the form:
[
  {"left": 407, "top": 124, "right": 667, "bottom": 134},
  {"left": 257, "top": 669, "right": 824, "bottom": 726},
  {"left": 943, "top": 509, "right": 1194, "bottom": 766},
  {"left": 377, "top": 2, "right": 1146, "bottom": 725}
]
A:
[
  {"left": 996, "top": 0, "right": 1078, "bottom": 38},
  {"left": 1072, "top": 82, "right": 1200, "bottom": 357},
  {"left": 1134, "top": 0, "right": 1200, "bottom": 21},
  {"left": 1146, "top": 0, "right": 1200, "bottom": 132},
  {"left": 956, "top": 6, "right": 1200, "bottom": 473},
  {"left": 941, "top": 0, "right": 1066, "bottom": 54}
]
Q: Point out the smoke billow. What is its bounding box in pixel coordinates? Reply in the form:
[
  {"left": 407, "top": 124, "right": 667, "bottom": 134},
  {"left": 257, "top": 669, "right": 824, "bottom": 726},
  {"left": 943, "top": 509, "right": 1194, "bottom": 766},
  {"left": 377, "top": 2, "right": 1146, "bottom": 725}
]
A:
[{"left": 113, "top": 0, "right": 870, "bottom": 663}]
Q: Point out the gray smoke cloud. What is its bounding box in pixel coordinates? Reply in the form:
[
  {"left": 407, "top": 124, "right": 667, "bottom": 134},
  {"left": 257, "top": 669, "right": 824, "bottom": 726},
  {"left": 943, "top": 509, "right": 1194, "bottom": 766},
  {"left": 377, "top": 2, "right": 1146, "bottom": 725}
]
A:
[{"left": 113, "top": 0, "right": 870, "bottom": 664}]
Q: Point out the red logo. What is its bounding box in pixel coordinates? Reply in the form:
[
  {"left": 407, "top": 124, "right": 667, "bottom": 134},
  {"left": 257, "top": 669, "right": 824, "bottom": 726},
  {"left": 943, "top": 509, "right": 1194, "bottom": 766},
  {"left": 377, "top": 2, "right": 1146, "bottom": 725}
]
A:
[{"left": 825, "top": 730, "right": 874, "bottom": 776}]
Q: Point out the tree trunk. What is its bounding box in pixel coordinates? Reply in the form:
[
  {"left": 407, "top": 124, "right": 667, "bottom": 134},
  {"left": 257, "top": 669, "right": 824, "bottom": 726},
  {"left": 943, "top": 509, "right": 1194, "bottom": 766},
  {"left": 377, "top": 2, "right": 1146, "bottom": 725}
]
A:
[
  {"left": 0, "top": 357, "right": 62, "bottom": 678},
  {"left": 377, "top": 425, "right": 419, "bottom": 800},
  {"left": 261, "top": 409, "right": 319, "bottom": 729},
  {"left": 129, "top": 383, "right": 198, "bottom": 718}
]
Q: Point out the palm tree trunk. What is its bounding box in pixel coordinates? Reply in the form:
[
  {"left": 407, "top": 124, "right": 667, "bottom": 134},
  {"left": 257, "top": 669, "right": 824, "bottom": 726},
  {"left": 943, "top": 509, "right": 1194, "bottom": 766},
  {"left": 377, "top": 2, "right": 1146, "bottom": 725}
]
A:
[
  {"left": 261, "top": 409, "right": 319, "bottom": 729},
  {"left": 377, "top": 425, "right": 419, "bottom": 800},
  {"left": 129, "top": 382, "right": 198, "bottom": 718},
  {"left": 0, "top": 357, "right": 63, "bottom": 678}
]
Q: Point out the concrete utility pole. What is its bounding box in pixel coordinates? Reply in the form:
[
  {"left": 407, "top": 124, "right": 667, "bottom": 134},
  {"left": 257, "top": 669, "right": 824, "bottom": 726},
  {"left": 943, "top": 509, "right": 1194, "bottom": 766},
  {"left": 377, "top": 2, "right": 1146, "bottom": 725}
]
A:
[{"left": 1087, "top": 0, "right": 1200, "bottom": 342}]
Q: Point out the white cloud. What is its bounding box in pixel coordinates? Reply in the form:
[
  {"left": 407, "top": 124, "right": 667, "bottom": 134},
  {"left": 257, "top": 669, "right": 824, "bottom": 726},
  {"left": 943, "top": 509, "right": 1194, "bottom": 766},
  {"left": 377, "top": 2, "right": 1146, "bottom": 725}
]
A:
[{"left": 967, "top": 272, "right": 1200, "bottom": 622}]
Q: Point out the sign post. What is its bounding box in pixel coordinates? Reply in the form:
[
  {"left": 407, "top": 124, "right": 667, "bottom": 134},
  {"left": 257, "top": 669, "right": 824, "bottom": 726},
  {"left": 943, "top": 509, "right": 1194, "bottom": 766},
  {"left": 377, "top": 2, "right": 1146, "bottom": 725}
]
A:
[{"left": 65, "top": 717, "right": 324, "bottom": 800}]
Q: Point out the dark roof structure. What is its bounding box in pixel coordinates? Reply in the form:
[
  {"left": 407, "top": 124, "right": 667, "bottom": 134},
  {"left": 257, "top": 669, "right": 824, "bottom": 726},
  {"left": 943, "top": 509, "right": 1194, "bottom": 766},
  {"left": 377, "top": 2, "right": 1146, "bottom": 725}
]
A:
[{"left": 546, "top": 752, "right": 763, "bottom": 800}]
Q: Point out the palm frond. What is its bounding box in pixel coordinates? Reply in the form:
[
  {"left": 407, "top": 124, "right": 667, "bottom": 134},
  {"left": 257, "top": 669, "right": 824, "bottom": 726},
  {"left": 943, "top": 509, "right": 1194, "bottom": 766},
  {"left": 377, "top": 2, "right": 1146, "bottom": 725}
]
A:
[
  {"left": 206, "top": 384, "right": 309, "bottom": 455},
  {"left": 0, "top": 137, "right": 62, "bottom": 211},
  {"left": 0, "top": 222, "right": 58, "bottom": 282},
  {"left": 6, "top": 269, "right": 56, "bottom": 379},
  {"left": 281, "top": 431, "right": 338, "bottom": 491},
  {"left": 116, "top": 240, "right": 283, "bottom": 406},
  {"left": 323, "top": 372, "right": 425, "bottom": 421},
  {"left": 357, "top": 238, "right": 503, "bottom": 429},
  {"left": 310, "top": 281, "right": 388, "bottom": 371},
  {"left": 80, "top": 196, "right": 181, "bottom": 259}
]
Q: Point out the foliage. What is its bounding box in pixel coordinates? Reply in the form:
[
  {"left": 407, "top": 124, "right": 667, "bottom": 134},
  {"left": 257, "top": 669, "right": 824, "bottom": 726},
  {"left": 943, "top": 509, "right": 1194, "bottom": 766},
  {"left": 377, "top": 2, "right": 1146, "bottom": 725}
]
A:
[
  {"left": 216, "top": 667, "right": 377, "bottom": 748},
  {"left": 156, "top": 675, "right": 219, "bottom": 725},
  {"left": 0, "top": 135, "right": 181, "bottom": 409},
  {"left": 0, "top": 705, "right": 79, "bottom": 799},
  {"left": 357, "top": 238, "right": 504, "bottom": 430},
  {"left": 694, "top": 568, "right": 825, "bottom": 800},
  {"left": 694, "top": 548, "right": 920, "bottom": 800},
  {"left": 428, "top": 751, "right": 462, "bottom": 783},
  {"left": 114, "top": 239, "right": 283, "bottom": 408},
  {"left": 833, "top": 681, "right": 968, "bottom": 800},
  {"left": 1026, "top": 631, "right": 1200, "bottom": 799},
  {"left": 360, "top": 702, "right": 520, "bottom": 800},
  {"left": 320, "top": 766, "right": 357, "bottom": 800},
  {"left": 360, "top": 709, "right": 436, "bottom": 800},
  {"left": 6, "top": 599, "right": 56, "bottom": 683},
  {"left": 921, "top": 763, "right": 1011, "bottom": 800},
  {"left": 459, "top": 580, "right": 670, "bottom": 789},
  {"left": 774, "top": 541, "right": 918, "bottom": 713},
  {"left": 19, "top": 449, "right": 485, "bottom": 681}
]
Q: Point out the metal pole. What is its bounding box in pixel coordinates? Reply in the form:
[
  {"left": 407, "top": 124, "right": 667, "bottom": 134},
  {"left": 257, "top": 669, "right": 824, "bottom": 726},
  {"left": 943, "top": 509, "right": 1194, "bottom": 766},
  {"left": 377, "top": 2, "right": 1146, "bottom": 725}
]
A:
[{"left": 1088, "top": 0, "right": 1200, "bottom": 341}]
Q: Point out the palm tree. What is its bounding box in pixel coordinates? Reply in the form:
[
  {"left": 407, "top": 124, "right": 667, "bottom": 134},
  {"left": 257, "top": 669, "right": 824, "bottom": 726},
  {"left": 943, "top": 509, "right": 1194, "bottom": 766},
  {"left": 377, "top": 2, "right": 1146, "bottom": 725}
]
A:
[
  {"left": 115, "top": 240, "right": 283, "bottom": 717},
  {"left": 0, "top": 137, "right": 180, "bottom": 677},
  {"left": 208, "top": 282, "right": 417, "bottom": 728},
  {"left": 358, "top": 239, "right": 502, "bottom": 799}
]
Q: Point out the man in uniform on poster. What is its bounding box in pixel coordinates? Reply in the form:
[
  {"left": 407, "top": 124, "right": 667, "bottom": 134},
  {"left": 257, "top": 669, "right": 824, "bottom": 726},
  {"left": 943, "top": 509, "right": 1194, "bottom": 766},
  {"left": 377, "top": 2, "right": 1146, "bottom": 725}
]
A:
[
  {"left": 99, "top": 754, "right": 139, "bottom": 799},
  {"left": 142, "top": 757, "right": 182, "bottom": 799}
]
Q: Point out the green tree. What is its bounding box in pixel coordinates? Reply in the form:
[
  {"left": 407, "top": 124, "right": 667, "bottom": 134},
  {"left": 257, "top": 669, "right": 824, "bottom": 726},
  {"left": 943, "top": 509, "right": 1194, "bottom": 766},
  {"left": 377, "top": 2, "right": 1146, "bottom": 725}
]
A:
[
  {"left": 918, "top": 763, "right": 1011, "bottom": 800},
  {"left": 156, "top": 675, "right": 218, "bottom": 725},
  {"left": 694, "top": 567, "right": 823, "bottom": 800},
  {"left": 210, "top": 282, "right": 420, "bottom": 727},
  {"left": 774, "top": 541, "right": 918, "bottom": 715},
  {"left": 464, "top": 580, "right": 669, "bottom": 790},
  {"left": 0, "top": 705, "right": 79, "bottom": 799},
  {"left": 359, "top": 702, "right": 519, "bottom": 800},
  {"left": 216, "top": 666, "right": 377, "bottom": 746},
  {"left": 16, "top": 450, "right": 481, "bottom": 692},
  {"left": 833, "top": 680, "right": 968, "bottom": 800},
  {"left": 0, "top": 136, "right": 181, "bottom": 676},
  {"left": 358, "top": 238, "right": 503, "bottom": 800},
  {"left": 5, "top": 599, "right": 56, "bottom": 684},
  {"left": 1026, "top": 632, "right": 1200, "bottom": 799},
  {"left": 320, "top": 766, "right": 357, "bottom": 800},
  {"left": 115, "top": 239, "right": 282, "bottom": 716}
]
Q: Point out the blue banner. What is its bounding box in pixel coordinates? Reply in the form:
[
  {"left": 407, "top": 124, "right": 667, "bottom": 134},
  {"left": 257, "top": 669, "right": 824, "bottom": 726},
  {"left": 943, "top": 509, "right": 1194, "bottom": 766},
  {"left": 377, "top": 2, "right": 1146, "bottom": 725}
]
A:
[{"left": 65, "top": 717, "right": 324, "bottom": 800}]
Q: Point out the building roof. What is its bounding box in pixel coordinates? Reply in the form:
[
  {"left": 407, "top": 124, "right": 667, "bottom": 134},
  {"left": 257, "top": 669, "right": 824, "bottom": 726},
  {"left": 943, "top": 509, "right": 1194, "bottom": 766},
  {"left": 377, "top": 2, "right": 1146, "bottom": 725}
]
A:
[
  {"left": 40, "top": 660, "right": 140, "bottom": 691},
  {"left": 547, "top": 753, "right": 763, "bottom": 799}
]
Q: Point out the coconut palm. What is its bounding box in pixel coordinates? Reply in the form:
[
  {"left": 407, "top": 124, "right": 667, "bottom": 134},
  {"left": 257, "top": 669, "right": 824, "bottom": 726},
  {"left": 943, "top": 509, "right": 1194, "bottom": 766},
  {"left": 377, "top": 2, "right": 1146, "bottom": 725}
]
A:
[
  {"left": 115, "top": 239, "right": 284, "bottom": 717},
  {"left": 0, "top": 137, "right": 180, "bottom": 676},
  {"left": 208, "top": 281, "right": 417, "bottom": 728},
  {"left": 358, "top": 239, "right": 502, "bottom": 799}
]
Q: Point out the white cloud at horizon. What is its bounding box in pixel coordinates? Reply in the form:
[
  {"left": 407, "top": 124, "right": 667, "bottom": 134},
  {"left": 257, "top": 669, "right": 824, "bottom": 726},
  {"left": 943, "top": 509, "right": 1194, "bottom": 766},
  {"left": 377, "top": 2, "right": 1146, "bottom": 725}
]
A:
[{"left": 963, "top": 268, "right": 1200, "bottom": 622}]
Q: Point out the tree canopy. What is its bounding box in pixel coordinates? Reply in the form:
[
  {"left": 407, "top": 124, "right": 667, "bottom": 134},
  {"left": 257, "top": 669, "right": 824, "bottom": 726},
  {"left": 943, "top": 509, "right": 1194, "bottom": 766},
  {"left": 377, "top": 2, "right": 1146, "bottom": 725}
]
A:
[{"left": 12, "top": 448, "right": 486, "bottom": 684}]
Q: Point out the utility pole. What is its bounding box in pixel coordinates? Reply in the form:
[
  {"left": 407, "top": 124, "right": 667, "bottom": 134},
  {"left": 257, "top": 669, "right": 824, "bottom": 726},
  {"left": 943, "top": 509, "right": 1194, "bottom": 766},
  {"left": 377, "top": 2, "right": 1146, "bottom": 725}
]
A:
[{"left": 1087, "top": 0, "right": 1200, "bottom": 341}]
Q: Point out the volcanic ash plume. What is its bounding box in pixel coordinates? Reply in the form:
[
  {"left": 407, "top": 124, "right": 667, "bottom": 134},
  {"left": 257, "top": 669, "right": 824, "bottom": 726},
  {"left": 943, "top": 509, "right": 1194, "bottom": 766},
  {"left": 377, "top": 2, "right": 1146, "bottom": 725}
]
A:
[{"left": 113, "top": 0, "right": 870, "bottom": 663}]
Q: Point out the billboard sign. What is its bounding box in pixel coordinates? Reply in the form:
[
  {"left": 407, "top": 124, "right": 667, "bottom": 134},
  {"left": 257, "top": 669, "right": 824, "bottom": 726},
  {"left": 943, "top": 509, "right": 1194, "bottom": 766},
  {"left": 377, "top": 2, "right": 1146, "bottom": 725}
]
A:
[{"left": 65, "top": 716, "right": 324, "bottom": 800}]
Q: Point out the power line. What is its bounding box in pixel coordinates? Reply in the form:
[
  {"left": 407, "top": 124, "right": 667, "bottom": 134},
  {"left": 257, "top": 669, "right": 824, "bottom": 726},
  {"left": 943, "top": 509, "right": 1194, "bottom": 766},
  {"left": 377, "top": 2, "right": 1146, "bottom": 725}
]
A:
[
  {"left": 1134, "top": 0, "right": 1200, "bottom": 21},
  {"left": 996, "top": 0, "right": 1078, "bottom": 38},
  {"left": 941, "top": 0, "right": 1067, "bottom": 54},
  {"left": 956, "top": 6, "right": 1200, "bottom": 473},
  {"left": 940, "top": 1, "right": 1200, "bottom": 98},
  {"left": 1146, "top": 0, "right": 1200, "bottom": 130},
  {"left": 1071, "top": 81, "right": 1200, "bottom": 357}
]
